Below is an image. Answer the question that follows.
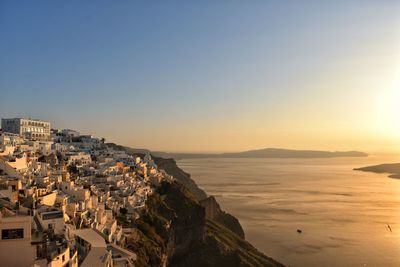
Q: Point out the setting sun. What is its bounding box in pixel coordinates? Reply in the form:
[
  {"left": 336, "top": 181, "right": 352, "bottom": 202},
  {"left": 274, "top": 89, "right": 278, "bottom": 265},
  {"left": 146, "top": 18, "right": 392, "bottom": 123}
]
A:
[
  {"left": 376, "top": 84, "right": 400, "bottom": 138},
  {"left": 1, "top": 1, "right": 400, "bottom": 267}
]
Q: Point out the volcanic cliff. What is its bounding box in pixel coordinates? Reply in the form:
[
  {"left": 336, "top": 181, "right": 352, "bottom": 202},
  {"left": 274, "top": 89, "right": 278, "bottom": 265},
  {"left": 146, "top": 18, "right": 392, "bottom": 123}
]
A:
[{"left": 108, "top": 143, "right": 283, "bottom": 266}]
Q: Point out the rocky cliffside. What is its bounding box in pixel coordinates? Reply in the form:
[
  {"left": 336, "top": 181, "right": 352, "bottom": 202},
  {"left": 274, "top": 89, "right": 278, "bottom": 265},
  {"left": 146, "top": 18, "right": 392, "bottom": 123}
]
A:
[
  {"left": 200, "top": 196, "right": 245, "bottom": 239},
  {"left": 154, "top": 157, "right": 207, "bottom": 200},
  {"left": 122, "top": 181, "right": 283, "bottom": 267},
  {"left": 106, "top": 143, "right": 207, "bottom": 200},
  {"left": 107, "top": 144, "right": 283, "bottom": 266},
  {"left": 153, "top": 157, "right": 246, "bottom": 238}
]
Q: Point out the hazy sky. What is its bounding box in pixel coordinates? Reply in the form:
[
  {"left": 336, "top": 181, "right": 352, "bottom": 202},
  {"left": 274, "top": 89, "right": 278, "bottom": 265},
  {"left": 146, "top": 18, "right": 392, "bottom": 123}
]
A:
[{"left": 1, "top": 1, "right": 400, "bottom": 152}]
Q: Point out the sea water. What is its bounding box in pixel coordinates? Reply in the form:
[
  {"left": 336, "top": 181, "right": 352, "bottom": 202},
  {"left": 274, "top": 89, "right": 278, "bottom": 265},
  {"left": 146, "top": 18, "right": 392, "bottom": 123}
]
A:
[{"left": 178, "top": 155, "right": 400, "bottom": 267}]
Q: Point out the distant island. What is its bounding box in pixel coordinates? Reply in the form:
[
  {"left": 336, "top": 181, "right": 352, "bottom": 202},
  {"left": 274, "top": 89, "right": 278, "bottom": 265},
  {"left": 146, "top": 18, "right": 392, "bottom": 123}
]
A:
[
  {"left": 355, "top": 163, "right": 400, "bottom": 178},
  {"left": 115, "top": 147, "right": 368, "bottom": 160}
]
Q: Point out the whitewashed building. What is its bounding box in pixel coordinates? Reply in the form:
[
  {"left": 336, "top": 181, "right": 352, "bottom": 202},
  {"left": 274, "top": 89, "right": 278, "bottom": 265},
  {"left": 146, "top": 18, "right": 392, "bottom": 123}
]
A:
[{"left": 1, "top": 118, "right": 51, "bottom": 141}]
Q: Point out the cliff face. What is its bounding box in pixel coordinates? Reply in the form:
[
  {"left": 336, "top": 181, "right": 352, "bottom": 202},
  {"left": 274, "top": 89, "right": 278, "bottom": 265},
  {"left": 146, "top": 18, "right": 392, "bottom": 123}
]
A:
[
  {"left": 124, "top": 181, "right": 283, "bottom": 267},
  {"left": 107, "top": 145, "right": 283, "bottom": 266},
  {"left": 153, "top": 157, "right": 245, "bottom": 238},
  {"left": 154, "top": 157, "right": 207, "bottom": 200},
  {"left": 106, "top": 143, "right": 207, "bottom": 200},
  {"left": 200, "top": 196, "right": 245, "bottom": 239},
  {"left": 121, "top": 181, "right": 204, "bottom": 267}
]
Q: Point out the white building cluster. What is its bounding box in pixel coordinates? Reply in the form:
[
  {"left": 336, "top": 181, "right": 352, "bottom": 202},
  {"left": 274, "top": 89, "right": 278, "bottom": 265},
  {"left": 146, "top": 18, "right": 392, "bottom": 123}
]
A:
[
  {"left": 1, "top": 118, "right": 51, "bottom": 141},
  {"left": 0, "top": 117, "right": 174, "bottom": 267}
]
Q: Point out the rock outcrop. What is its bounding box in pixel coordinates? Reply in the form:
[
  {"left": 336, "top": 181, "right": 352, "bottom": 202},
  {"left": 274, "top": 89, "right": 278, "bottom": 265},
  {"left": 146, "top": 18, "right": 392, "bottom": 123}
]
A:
[
  {"left": 200, "top": 196, "right": 245, "bottom": 239},
  {"left": 153, "top": 157, "right": 207, "bottom": 200},
  {"left": 153, "top": 156, "right": 246, "bottom": 239},
  {"left": 355, "top": 163, "right": 400, "bottom": 178},
  {"left": 122, "top": 181, "right": 283, "bottom": 267}
]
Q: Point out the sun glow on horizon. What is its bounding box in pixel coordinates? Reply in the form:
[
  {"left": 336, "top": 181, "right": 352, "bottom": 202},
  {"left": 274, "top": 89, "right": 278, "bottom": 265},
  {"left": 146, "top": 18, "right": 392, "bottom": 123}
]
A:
[{"left": 375, "top": 82, "right": 400, "bottom": 142}]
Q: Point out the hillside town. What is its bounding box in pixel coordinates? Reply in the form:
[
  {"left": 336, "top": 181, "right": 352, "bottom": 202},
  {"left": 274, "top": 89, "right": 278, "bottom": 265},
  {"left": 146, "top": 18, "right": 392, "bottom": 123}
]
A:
[{"left": 0, "top": 117, "right": 174, "bottom": 267}]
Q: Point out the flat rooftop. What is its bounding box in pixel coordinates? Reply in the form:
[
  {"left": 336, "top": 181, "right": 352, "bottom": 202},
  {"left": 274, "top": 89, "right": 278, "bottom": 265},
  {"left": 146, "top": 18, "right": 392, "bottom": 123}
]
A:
[{"left": 74, "top": 229, "right": 106, "bottom": 248}]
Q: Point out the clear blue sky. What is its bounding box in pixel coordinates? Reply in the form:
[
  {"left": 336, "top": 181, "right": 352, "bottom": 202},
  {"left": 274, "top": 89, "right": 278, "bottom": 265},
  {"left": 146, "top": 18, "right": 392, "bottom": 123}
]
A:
[{"left": 1, "top": 1, "right": 399, "bottom": 152}]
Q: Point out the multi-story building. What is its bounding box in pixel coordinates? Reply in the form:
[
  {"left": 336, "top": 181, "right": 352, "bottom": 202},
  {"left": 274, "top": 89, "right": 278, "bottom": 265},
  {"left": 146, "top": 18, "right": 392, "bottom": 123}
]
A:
[
  {"left": 1, "top": 118, "right": 51, "bottom": 141},
  {"left": 0, "top": 209, "right": 36, "bottom": 267}
]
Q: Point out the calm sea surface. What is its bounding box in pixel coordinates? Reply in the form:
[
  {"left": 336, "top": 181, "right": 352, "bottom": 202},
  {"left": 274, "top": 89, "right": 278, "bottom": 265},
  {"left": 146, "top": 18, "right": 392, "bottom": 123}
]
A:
[{"left": 178, "top": 155, "right": 400, "bottom": 267}]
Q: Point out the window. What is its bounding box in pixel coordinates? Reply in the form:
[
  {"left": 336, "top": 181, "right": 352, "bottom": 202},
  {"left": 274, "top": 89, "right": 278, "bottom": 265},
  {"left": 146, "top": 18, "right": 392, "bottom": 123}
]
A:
[
  {"left": 42, "top": 211, "right": 63, "bottom": 220},
  {"left": 1, "top": 228, "right": 24, "bottom": 239}
]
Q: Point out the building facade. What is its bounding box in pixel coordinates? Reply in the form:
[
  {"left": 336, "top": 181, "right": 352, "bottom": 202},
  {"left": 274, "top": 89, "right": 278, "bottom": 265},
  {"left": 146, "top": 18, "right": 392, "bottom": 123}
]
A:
[
  {"left": 0, "top": 211, "right": 36, "bottom": 267},
  {"left": 1, "top": 118, "right": 51, "bottom": 141}
]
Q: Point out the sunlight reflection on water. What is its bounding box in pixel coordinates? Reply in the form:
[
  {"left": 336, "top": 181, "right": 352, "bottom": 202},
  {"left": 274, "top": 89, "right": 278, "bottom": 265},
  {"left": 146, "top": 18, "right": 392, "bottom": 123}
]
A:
[{"left": 178, "top": 155, "right": 400, "bottom": 267}]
